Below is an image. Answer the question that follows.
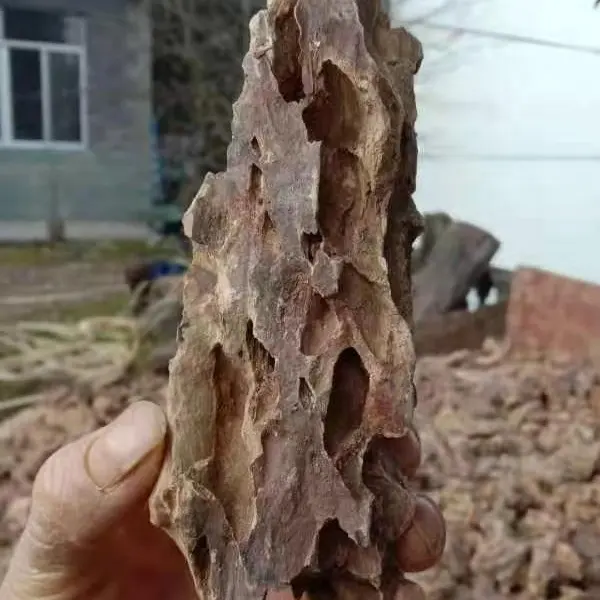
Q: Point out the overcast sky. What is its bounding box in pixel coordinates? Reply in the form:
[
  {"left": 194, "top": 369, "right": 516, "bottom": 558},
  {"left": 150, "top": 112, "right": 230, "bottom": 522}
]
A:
[{"left": 390, "top": 0, "right": 600, "bottom": 283}]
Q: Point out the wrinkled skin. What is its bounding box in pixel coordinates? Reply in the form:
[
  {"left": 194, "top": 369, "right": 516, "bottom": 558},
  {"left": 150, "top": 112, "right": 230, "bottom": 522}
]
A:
[{"left": 0, "top": 402, "right": 441, "bottom": 600}]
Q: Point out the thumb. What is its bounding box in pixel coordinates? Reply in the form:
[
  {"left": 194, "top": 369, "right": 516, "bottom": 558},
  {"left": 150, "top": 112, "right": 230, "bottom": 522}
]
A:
[{"left": 12, "top": 401, "right": 167, "bottom": 567}]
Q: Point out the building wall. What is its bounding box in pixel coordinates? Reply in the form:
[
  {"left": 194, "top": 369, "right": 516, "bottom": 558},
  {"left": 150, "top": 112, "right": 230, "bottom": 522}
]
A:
[{"left": 0, "top": 0, "right": 152, "bottom": 228}]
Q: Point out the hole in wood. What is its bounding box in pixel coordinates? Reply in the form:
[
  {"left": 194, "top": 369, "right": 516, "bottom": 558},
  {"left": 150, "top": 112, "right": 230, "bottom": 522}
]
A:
[
  {"left": 246, "top": 320, "right": 275, "bottom": 376},
  {"left": 324, "top": 347, "right": 369, "bottom": 458},
  {"left": 301, "top": 230, "right": 323, "bottom": 263},
  {"left": 261, "top": 211, "right": 280, "bottom": 254},
  {"left": 317, "top": 147, "right": 366, "bottom": 256},
  {"left": 192, "top": 535, "right": 210, "bottom": 580},
  {"left": 302, "top": 60, "right": 360, "bottom": 146},
  {"left": 271, "top": 1, "right": 305, "bottom": 103},
  {"left": 298, "top": 377, "right": 312, "bottom": 410},
  {"left": 250, "top": 163, "right": 263, "bottom": 205},
  {"left": 211, "top": 345, "right": 255, "bottom": 541}
]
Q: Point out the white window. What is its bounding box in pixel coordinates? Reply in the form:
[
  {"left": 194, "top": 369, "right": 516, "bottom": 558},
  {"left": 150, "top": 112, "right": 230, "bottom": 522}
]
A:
[{"left": 0, "top": 6, "right": 87, "bottom": 149}]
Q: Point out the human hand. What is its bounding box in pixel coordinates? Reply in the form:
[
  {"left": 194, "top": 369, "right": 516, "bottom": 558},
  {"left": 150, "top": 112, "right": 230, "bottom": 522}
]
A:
[
  {"left": 0, "top": 401, "right": 196, "bottom": 600},
  {"left": 0, "top": 401, "right": 440, "bottom": 600}
]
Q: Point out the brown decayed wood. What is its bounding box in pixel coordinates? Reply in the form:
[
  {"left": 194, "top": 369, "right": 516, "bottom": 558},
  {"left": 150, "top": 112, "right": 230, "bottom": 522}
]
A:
[{"left": 148, "top": 0, "right": 430, "bottom": 598}]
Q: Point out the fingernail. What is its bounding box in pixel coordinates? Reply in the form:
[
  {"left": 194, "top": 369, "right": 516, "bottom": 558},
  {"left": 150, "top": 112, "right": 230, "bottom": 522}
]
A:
[{"left": 85, "top": 401, "right": 167, "bottom": 491}]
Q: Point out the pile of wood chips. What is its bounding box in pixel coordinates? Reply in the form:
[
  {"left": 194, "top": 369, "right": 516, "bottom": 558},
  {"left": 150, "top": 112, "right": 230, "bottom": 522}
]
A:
[
  {"left": 2, "top": 343, "right": 600, "bottom": 599},
  {"left": 0, "top": 374, "right": 168, "bottom": 579},
  {"left": 413, "top": 341, "right": 600, "bottom": 600}
]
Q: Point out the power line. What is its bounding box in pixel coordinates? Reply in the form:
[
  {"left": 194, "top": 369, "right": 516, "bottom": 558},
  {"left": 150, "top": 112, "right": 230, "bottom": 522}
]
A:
[
  {"left": 416, "top": 22, "right": 600, "bottom": 56},
  {"left": 420, "top": 152, "right": 600, "bottom": 162}
]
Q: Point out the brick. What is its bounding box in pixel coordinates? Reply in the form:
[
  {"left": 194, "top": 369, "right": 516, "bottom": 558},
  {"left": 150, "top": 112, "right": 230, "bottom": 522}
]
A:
[{"left": 506, "top": 267, "right": 600, "bottom": 359}]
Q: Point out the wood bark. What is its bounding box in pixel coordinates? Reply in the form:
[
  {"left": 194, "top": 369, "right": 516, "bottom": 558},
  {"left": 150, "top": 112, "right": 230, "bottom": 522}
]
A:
[
  {"left": 489, "top": 266, "right": 513, "bottom": 302},
  {"left": 412, "top": 222, "right": 500, "bottom": 325},
  {"left": 150, "top": 1, "right": 429, "bottom": 598}
]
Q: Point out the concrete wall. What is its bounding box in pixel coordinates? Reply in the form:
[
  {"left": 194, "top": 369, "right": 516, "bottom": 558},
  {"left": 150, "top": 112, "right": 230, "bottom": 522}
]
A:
[{"left": 0, "top": 0, "right": 153, "bottom": 234}]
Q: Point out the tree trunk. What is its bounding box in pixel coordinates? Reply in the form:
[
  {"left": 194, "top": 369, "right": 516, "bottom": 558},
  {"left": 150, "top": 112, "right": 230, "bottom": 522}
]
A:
[
  {"left": 412, "top": 221, "right": 500, "bottom": 324},
  {"left": 150, "top": 1, "right": 439, "bottom": 599}
]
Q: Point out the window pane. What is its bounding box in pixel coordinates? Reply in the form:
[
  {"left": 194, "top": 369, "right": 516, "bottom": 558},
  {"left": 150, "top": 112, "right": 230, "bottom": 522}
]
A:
[
  {"left": 49, "top": 52, "right": 81, "bottom": 142},
  {"left": 4, "top": 8, "right": 83, "bottom": 45},
  {"left": 10, "top": 49, "right": 43, "bottom": 141}
]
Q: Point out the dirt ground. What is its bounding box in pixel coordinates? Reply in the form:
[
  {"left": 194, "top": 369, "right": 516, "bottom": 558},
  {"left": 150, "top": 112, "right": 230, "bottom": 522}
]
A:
[
  {"left": 0, "top": 261, "right": 123, "bottom": 294},
  {"left": 0, "top": 262, "right": 127, "bottom": 321},
  {"left": 0, "top": 374, "right": 168, "bottom": 578},
  {"left": 0, "top": 241, "right": 172, "bottom": 321}
]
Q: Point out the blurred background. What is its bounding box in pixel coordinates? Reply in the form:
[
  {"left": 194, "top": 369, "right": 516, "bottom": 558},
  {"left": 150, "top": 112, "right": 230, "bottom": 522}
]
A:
[
  {"left": 390, "top": 0, "right": 600, "bottom": 284},
  {"left": 0, "top": 0, "right": 597, "bottom": 281}
]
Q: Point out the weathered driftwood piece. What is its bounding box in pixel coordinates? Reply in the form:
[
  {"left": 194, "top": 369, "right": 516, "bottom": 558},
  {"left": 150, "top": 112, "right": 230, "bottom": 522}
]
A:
[
  {"left": 411, "top": 212, "right": 452, "bottom": 274},
  {"left": 150, "top": 1, "right": 443, "bottom": 599},
  {"left": 412, "top": 222, "right": 499, "bottom": 325}
]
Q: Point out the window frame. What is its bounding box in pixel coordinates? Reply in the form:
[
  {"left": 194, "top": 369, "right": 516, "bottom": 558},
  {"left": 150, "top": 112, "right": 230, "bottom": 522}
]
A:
[{"left": 0, "top": 6, "right": 88, "bottom": 150}]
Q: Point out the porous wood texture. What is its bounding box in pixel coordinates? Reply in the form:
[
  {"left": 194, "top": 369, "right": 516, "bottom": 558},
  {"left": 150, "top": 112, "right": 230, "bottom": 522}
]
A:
[{"left": 150, "top": 1, "right": 425, "bottom": 598}]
